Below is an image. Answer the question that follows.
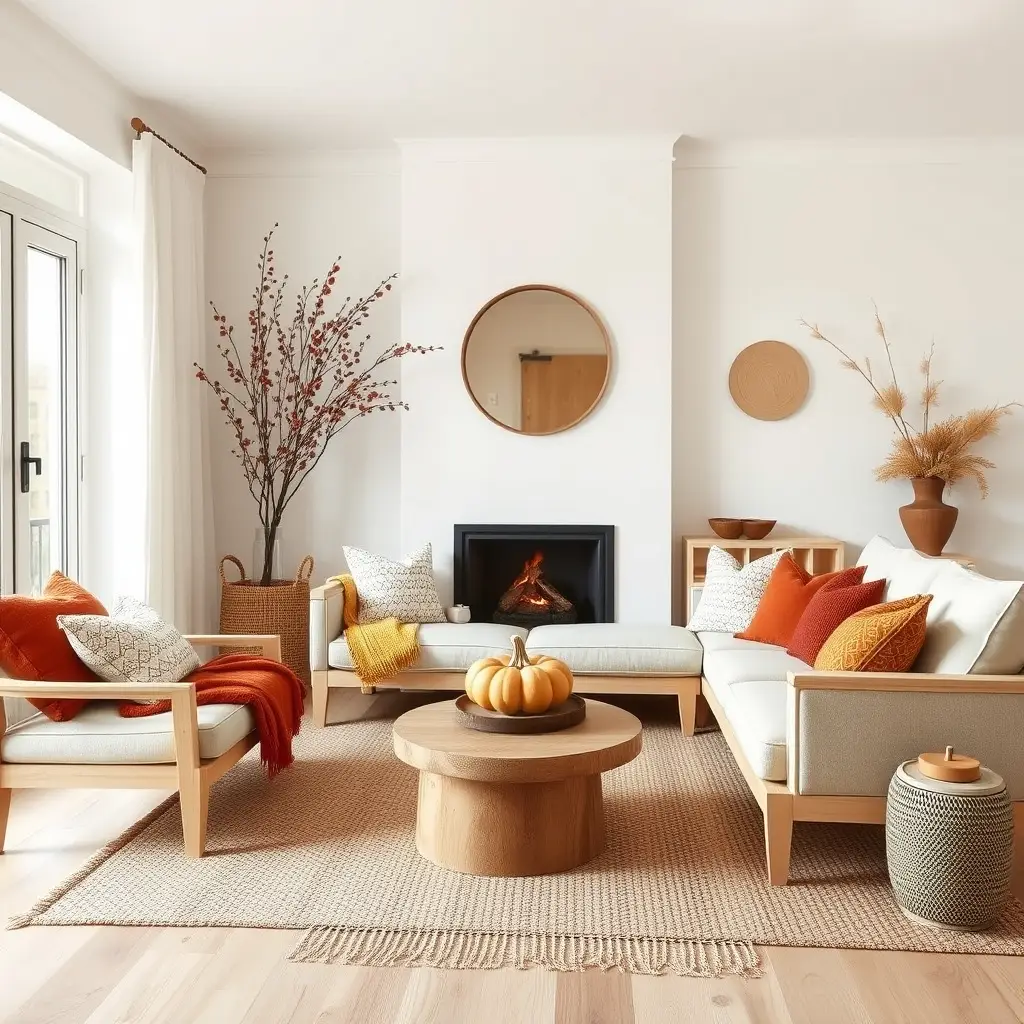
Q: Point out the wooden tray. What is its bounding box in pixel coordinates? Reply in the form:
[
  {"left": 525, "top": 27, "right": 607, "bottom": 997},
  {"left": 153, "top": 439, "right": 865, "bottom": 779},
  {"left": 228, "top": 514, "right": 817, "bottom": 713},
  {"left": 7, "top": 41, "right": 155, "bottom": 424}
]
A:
[{"left": 454, "top": 694, "right": 586, "bottom": 734}]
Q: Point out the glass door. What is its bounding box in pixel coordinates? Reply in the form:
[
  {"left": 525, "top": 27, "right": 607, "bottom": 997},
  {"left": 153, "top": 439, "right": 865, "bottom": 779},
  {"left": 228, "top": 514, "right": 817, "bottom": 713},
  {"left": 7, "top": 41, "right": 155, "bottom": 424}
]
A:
[{"left": 0, "top": 201, "right": 80, "bottom": 595}]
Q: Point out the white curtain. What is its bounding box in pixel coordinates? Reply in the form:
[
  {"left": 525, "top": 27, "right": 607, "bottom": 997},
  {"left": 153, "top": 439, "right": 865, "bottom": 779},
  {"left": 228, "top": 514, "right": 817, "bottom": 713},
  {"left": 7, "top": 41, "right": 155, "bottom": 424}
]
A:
[{"left": 133, "top": 134, "right": 215, "bottom": 633}]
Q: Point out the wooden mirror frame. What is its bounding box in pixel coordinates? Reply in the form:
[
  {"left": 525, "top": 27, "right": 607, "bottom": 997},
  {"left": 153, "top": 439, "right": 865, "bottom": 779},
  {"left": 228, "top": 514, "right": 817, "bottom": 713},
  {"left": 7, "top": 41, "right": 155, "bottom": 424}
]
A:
[{"left": 460, "top": 284, "right": 612, "bottom": 435}]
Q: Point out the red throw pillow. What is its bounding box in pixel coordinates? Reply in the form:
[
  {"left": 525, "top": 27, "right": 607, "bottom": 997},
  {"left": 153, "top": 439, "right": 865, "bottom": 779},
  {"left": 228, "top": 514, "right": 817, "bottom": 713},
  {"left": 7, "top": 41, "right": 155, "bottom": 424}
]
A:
[
  {"left": 0, "top": 571, "right": 107, "bottom": 721},
  {"left": 736, "top": 554, "right": 866, "bottom": 647},
  {"left": 787, "top": 575, "right": 886, "bottom": 666}
]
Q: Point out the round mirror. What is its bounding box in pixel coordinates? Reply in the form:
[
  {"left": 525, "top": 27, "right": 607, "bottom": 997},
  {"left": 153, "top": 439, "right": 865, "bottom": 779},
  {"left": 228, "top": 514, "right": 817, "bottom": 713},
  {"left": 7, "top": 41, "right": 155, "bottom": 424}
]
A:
[{"left": 461, "top": 285, "right": 611, "bottom": 435}]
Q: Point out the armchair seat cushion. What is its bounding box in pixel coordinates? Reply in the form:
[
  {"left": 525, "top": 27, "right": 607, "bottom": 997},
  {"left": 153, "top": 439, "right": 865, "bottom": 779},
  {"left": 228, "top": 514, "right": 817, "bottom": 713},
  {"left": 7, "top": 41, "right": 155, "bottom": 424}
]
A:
[
  {"left": 0, "top": 701, "right": 255, "bottom": 764},
  {"left": 328, "top": 623, "right": 529, "bottom": 673}
]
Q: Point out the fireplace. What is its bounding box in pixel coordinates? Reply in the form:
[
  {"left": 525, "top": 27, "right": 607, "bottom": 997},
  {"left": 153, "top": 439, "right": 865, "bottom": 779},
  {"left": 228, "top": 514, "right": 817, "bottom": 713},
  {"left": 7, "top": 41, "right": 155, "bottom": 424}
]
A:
[{"left": 454, "top": 524, "right": 614, "bottom": 625}]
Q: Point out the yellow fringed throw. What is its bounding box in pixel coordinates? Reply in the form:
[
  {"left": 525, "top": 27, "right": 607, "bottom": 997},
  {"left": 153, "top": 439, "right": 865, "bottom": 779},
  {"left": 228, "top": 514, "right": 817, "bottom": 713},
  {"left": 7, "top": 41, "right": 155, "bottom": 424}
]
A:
[{"left": 328, "top": 574, "right": 420, "bottom": 693}]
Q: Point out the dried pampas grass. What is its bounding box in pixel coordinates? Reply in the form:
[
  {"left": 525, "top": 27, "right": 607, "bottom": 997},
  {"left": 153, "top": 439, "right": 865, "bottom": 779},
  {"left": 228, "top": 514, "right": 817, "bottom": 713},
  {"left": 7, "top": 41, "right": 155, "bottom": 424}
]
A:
[{"left": 799, "top": 310, "right": 1018, "bottom": 496}]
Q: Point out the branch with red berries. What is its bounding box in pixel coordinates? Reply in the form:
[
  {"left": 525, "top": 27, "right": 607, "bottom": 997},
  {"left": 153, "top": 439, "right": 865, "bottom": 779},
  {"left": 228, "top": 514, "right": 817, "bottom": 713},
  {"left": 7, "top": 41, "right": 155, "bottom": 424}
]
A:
[{"left": 195, "top": 224, "right": 437, "bottom": 582}]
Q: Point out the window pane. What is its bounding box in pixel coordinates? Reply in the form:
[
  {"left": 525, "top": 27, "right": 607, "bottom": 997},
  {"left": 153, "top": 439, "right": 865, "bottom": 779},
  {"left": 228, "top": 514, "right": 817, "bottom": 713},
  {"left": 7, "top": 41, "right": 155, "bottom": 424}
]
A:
[{"left": 26, "top": 246, "right": 64, "bottom": 593}]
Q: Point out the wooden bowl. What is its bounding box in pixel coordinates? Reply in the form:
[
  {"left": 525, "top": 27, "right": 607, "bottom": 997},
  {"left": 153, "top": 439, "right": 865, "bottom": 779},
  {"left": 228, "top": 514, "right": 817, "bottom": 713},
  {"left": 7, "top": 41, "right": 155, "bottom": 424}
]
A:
[
  {"left": 708, "top": 518, "right": 743, "bottom": 540},
  {"left": 742, "top": 519, "right": 776, "bottom": 540}
]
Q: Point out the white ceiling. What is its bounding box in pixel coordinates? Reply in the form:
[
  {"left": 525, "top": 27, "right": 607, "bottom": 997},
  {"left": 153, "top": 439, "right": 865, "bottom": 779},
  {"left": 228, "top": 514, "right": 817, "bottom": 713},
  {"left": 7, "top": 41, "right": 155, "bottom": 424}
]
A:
[{"left": 17, "top": 0, "right": 1024, "bottom": 150}]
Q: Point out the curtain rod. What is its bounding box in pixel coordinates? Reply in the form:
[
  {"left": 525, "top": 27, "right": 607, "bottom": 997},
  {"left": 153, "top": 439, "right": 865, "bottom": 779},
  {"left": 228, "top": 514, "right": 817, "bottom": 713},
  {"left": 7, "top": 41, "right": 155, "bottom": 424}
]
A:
[{"left": 130, "top": 117, "right": 207, "bottom": 175}]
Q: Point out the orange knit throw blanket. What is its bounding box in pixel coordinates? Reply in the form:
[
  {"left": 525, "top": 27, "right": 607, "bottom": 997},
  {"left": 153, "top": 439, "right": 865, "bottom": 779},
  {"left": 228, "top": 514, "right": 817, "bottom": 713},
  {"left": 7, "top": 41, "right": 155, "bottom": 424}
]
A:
[{"left": 119, "top": 653, "right": 304, "bottom": 777}]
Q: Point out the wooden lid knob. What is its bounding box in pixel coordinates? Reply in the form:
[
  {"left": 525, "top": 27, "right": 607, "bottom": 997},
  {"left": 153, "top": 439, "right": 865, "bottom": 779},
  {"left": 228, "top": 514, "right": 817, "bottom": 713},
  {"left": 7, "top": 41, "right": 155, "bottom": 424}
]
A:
[{"left": 917, "top": 745, "right": 981, "bottom": 783}]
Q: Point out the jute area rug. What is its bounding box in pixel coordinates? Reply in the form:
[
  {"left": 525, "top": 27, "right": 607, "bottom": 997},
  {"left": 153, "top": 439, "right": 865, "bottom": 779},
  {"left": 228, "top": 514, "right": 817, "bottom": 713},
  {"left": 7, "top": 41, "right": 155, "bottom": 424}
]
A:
[{"left": 10, "top": 694, "right": 1024, "bottom": 978}]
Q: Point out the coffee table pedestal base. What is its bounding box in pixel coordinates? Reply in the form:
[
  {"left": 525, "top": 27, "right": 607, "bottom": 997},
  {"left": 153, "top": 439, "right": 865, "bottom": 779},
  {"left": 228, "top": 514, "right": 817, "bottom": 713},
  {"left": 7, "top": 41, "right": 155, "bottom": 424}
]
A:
[{"left": 415, "top": 771, "right": 605, "bottom": 877}]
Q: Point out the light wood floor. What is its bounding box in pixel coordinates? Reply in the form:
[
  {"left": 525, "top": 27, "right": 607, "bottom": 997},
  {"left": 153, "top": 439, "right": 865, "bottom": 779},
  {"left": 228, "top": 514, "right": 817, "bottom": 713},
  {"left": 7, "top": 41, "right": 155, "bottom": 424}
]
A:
[{"left": 2, "top": 689, "right": 1023, "bottom": 1024}]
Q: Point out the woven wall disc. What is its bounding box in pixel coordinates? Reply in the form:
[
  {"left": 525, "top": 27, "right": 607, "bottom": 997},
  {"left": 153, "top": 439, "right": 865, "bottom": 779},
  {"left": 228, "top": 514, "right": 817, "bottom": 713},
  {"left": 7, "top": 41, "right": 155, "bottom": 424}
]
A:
[{"left": 728, "top": 340, "right": 809, "bottom": 421}]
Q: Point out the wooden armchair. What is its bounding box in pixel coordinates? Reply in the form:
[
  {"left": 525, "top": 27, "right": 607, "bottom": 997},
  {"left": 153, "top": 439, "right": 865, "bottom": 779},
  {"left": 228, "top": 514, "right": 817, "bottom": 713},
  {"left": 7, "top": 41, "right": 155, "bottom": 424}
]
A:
[{"left": 0, "top": 634, "right": 281, "bottom": 858}]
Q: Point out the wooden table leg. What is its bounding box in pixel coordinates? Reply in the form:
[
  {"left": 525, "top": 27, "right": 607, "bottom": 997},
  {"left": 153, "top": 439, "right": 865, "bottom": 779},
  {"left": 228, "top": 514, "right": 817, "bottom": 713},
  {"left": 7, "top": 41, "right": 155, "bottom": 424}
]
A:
[{"left": 415, "top": 771, "right": 605, "bottom": 876}]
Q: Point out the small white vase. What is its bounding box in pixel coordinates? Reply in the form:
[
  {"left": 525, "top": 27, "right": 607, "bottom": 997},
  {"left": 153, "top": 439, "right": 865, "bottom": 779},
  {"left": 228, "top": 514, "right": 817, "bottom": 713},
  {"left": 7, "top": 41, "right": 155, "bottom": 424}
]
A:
[
  {"left": 446, "top": 604, "right": 471, "bottom": 624},
  {"left": 253, "top": 527, "right": 283, "bottom": 582}
]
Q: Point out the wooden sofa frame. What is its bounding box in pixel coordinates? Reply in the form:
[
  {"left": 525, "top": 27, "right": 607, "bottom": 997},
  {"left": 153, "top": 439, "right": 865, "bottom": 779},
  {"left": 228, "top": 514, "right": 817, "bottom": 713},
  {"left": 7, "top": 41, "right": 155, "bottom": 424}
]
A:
[
  {"left": 702, "top": 668, "right": 1024, "bottom": 886},
  {"left": 311, "top": 580, "right": 701, "bottom": 733},
  {"left": 0, "top": 634, "right": 282, "bottom": 858}
]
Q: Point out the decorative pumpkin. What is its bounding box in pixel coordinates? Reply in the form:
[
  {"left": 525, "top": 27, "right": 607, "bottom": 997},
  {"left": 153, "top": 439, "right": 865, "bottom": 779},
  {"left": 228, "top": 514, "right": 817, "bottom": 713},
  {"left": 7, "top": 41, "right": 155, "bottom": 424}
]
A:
[{"left": 464, "top": 634, "right": 574, "bottom": 715}]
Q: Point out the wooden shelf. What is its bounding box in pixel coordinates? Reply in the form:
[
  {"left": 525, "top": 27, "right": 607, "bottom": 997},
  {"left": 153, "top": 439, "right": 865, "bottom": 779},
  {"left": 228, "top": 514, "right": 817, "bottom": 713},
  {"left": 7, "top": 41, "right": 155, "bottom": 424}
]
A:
[{"left": 683, "top": 535, "right": 846, "bottom": 625}]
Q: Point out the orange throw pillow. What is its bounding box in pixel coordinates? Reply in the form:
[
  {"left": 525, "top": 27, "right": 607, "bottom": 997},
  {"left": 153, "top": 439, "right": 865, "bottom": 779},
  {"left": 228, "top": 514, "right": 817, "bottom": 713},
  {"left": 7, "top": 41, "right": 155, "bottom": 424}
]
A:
[
  {"left": 788, "top": 576, "right": 886, "bottom": 665},
  {"left": 813, "top": 595, "right": 933, "bottom": 673},
  {"left": 0, "top": 571, "right": 107, "bottom": 721},
  {"left": 736, "top": 555, "right": 866, "bottom": 647}
]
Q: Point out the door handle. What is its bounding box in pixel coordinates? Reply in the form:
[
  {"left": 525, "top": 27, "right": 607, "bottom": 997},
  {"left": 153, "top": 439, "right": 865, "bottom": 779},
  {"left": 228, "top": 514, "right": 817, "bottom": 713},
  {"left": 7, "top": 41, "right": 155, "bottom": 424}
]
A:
[{"left": 20, "top": 441, "right": 42, "bottom": 494}]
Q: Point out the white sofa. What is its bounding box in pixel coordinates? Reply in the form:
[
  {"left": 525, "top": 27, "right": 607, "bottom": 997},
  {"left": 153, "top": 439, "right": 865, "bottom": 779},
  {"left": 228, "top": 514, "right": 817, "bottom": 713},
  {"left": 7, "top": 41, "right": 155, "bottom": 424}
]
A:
[
  {"left": 309, "top": 585, "right": 704, "bottom": 731},
  {"left": 699, "top": 535, "right": 1024, "bottom": 885}
]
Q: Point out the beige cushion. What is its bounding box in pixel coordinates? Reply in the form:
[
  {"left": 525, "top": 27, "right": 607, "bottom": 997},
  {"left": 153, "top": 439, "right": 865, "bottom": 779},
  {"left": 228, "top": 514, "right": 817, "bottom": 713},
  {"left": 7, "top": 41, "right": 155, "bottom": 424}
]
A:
[
  {"left": 701, "top": 668, "right": 787, "bottom": 783},
  {"left": 699, "top": 632, "right": 804, "bottom": 782},
  {"left": 701, "top": 645, "right": 809, "bottom": 686},
  {"left": 0, "top": 701, "right": 254, "bottom": 764},
  {"left": 328, "top": 622, "right": 529, "bottom": 673},
  {"left": 695, "top": 631, "right": 782, "bottom": 654},
  {"left": 525, "top": 623, "right": 703, "bottom": 676},
  {"left": 915, "top": 562, "right": 1024, "bottom": 675}
]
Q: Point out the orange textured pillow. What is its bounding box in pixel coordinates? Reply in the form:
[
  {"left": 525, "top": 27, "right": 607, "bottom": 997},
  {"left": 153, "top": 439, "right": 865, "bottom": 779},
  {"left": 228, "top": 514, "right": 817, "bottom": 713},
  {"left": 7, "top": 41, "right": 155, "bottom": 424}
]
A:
[
  {"left": 736, "top": 555, "right": 866, "bottom": 647},
  {"left": 813, "top": 595, "right": 933, "bottom": 673},
  {"left": 788, "top": 576, "right": 886, "bottom": 665},
  {"left": 0, "top": 571, "right": 107, "bottom": 721}
]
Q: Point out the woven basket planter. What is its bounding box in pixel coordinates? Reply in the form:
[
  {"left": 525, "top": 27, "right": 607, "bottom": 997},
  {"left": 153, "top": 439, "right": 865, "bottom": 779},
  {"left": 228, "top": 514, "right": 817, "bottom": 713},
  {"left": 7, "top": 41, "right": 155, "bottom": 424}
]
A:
[{"left": 219, "top": 554, "right": 314, "bottom": 688}]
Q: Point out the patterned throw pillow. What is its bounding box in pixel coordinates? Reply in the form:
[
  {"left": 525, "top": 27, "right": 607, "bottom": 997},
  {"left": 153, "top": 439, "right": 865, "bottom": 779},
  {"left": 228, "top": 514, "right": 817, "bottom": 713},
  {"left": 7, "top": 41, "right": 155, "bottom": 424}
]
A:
[
  {"left": 57, "top": 596, "right": 202, "bottom": 690},
  {"left": 687, "top": 547, "right": 788, "bottom": 633},
  {"left": 813, "top": 595, "right": 933, "bottom": 673},
  {"left": 343, "top": 543, "right": 446, "bottom": 625},
  {"left": 787, "top": 576, "right": 886, "bottom": 665}
]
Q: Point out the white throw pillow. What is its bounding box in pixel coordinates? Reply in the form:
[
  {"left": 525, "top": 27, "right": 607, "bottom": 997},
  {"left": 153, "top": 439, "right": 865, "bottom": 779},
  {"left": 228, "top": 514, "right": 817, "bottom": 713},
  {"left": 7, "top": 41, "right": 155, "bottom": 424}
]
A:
[
  {"left": 914, "top": 563, "right": 1024, "bottom": 675},
  {"left": 856, "top": 534, "right": 949, "bottom": 602},
  {"left": 343, "top": 543, "right": 446, "bottom": 625},
  {"left": 687, "top": 547, "right": 788, "bottom": 633},
  {"left": 57, "top": 596, "right": 202, "bottom": 686}
]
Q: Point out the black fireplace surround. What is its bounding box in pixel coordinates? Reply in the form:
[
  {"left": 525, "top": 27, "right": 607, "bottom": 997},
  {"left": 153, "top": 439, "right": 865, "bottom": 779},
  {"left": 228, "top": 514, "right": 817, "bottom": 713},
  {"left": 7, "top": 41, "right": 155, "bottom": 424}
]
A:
[{"left": 453, "top": 524, "right": 614, "bottom": 625}]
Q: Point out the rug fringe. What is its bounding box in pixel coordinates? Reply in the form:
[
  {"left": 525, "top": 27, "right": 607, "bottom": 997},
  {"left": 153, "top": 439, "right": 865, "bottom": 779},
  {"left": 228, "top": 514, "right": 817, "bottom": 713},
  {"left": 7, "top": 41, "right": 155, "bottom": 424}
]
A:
[
  {"left": 6, "top": 793, "right": 181, "bottom": 930},
  {"left": 288, "top": 927, "right": 763, "bottom": 977}
]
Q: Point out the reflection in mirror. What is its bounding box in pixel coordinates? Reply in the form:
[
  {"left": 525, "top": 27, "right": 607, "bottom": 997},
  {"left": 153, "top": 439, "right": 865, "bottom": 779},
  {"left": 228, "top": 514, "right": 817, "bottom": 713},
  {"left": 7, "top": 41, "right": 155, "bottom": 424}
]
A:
[{"left": 462, "top": 285, "right": 611, "bottom": 435}]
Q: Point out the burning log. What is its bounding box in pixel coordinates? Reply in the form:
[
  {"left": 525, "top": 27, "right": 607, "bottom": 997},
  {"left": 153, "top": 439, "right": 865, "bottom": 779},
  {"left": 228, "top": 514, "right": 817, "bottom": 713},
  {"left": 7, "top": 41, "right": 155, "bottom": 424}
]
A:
[{"left": 498, "top": 552, "right": 574, "bottom": 615}]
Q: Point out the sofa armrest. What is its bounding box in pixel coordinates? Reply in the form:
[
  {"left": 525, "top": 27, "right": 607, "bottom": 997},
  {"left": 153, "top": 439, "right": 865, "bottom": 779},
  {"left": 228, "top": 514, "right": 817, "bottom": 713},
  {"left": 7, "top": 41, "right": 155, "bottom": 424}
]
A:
[
  {"left": 0, "top": 679, "right": 193, "bottom": 702},
  {"left": 786, "top": 670, "right": 1024, "bottom": 800},
  {"left": 310, "top": 579, "right": 344, "bottom": 672},
  {"left": 184, "top": 634, "right": 283, "bottom": 662}
]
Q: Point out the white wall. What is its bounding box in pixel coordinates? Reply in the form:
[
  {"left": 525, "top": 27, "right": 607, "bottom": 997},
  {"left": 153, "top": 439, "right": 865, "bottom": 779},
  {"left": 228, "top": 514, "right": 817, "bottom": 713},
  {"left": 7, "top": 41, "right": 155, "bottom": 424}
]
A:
[
  {"left": 672, "top": 139, "right": 1024, "bottom": 597},
  {"left": 400, "top": 138, "right": 676, "bottom": 621},
  {"left": 204, "top": 152, "right": 401, "bottom": 585}
]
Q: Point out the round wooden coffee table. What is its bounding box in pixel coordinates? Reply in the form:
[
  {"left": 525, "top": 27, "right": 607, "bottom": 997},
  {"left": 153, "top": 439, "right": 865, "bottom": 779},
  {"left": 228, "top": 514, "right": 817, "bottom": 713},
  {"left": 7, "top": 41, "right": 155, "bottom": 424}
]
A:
[{"left": 392, "top": 698, "right": 642, "bottom": 877}]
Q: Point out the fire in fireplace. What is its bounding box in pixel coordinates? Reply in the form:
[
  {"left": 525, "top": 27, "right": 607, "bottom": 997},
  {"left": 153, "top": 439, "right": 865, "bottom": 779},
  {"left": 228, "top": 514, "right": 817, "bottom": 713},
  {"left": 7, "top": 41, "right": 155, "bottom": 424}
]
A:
[{"left": 494, "top": 551, "right": 578, "bottom": 628}]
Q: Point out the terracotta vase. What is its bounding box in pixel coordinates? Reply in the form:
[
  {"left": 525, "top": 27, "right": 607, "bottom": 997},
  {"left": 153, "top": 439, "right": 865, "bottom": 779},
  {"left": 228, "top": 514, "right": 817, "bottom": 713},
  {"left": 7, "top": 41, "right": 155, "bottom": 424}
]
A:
[{"left": 899, "top": 477, "right": 958, "bottom": 556}]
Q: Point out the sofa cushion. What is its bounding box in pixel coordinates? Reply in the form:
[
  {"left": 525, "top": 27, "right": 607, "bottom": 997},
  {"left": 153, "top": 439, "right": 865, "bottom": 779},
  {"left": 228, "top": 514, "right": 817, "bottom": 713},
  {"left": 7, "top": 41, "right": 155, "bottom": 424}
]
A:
[
  {"left": 695, "top": 631, "right": 782, "bottom": 654},
  {"left": 525, "top": 623, "right": 703, "bottom": 676},
  {"left": 328, "top": 623, "right": 529, "bottom": 673},
  {"left": 701, "top": 663, "right": 788, "bottom": 782},
  {"left": 0, "top": 701, "right": 254, "bottom": 764},
  {"left": 914, "top": 563, "right": 1024, "bottom": 675},
  {"left": 702, "top": 644, "right": 810, "bottom": 686},
  {"left": 856, "top": 535, "right": 948, "bottom": 601}
]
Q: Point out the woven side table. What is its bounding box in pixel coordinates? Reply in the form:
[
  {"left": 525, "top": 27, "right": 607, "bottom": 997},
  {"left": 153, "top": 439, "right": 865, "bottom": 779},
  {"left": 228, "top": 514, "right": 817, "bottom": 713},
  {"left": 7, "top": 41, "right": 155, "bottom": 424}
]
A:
[{"left": 886, "top": 748, "right": 1013, "bottom": 931}]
